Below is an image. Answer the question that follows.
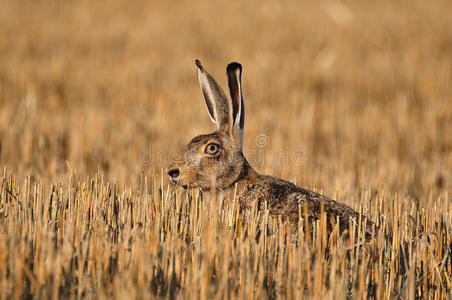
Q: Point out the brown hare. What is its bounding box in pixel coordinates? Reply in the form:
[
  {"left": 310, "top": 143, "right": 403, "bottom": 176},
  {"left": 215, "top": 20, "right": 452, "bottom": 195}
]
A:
[{"left": 168, "top": 60, "right": 375, "bottom": 238}]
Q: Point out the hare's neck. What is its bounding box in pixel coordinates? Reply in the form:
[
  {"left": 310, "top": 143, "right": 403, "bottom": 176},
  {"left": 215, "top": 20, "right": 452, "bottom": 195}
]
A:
[{"left": 218, "top": 164, "right": 259, "bottom": 207}]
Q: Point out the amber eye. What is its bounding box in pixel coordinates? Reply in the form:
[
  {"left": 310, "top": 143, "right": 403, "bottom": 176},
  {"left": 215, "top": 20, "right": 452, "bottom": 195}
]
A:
[{"left": 205, "top": 143, "right": 220, "bottom": 155}]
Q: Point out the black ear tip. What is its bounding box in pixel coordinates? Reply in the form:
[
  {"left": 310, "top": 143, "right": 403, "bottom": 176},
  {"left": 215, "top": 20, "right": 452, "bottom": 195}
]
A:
[
  {"left": 195, "top": 59, "right": 203, "bottom": 69},
  {"left": 227, "top": 62, "right": 242, "bottom": 73}
]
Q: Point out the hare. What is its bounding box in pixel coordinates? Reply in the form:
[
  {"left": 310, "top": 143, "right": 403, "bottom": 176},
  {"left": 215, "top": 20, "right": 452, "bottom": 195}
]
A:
[{"left": 168, "top": 60, "right": 375, "bottom": 238}]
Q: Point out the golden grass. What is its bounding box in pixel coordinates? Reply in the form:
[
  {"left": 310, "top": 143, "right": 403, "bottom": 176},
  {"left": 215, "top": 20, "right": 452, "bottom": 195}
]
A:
[{"left": 0, "top": 0, "right": 451, "bottom": 298}]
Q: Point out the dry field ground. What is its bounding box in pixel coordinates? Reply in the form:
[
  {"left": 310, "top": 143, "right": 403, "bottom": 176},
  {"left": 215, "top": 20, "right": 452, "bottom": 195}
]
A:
[{"left": 0, "top": 0, "right": 451, "bottom": 298}]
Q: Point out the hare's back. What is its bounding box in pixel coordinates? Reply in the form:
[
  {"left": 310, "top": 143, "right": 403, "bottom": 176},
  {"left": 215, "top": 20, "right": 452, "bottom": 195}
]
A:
[{"left": 241, "top": 175, "right": 373, "bottom": 233}]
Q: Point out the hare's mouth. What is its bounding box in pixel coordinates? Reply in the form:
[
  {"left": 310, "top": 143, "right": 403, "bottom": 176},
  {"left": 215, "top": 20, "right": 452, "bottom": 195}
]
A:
[
  {"left": 169, "top": 177, "right": 186, "bottom": 188},
  {"left": 168, "top": 175, "right": 188, "bottom": 189},
  {"left": 171, "top": 181, "right": 187, "bottom": 189},
  {"left": 170, "top": 179, "right": 187, "bottom": 190}
]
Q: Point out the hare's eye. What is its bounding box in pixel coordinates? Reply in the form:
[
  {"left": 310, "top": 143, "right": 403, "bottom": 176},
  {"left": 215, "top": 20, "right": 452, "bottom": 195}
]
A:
[{"left": 205, "top": 143, "right": 220, "bottom": 155}]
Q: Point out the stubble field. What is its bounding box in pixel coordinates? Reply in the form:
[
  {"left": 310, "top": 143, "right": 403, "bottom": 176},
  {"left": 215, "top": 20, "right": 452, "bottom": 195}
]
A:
[{"left": 0, "top": 0, "right": 451, "bottom": 298}]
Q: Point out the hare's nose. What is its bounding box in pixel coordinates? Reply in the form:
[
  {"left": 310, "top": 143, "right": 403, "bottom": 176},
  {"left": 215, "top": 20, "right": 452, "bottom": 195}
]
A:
[{"left": 168, "top": 168, "right": 180, "bottom": 182}]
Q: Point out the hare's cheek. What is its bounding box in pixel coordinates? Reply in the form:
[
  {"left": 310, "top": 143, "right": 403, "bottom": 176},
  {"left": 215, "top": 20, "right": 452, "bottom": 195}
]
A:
[
  {"left": 192, "top": 155, "right": 203, "bottom": 169},
  {"left": 183, "top": 168, "right": 200, "bottom": 186},
  {"left": 184, "top": 154, "right": 202, "bottom": 170}
]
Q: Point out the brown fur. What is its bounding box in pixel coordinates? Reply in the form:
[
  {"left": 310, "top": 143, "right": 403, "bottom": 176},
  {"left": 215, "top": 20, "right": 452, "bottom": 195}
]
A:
[{"left": 168, "top": 60, "right": 375, "bottom": 238}]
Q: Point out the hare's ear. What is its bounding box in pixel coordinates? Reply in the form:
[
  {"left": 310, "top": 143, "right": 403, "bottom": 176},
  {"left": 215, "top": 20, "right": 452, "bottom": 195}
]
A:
[
  {"left": 195, "top": 59, "right": 230, "bottom": 130},
  {"left": 227, "top": 62, "right": 245, "bottom": 146}
]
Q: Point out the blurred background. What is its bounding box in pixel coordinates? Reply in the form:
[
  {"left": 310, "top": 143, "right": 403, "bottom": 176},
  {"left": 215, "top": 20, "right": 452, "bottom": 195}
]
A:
[{"left": 0, "top": 0, "right": 451, "bottom": 208}]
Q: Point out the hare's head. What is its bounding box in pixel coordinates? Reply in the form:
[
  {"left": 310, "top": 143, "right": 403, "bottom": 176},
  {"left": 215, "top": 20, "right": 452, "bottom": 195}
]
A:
[{"left": 168, "top": 60, "right": 248, "bottom": 190}]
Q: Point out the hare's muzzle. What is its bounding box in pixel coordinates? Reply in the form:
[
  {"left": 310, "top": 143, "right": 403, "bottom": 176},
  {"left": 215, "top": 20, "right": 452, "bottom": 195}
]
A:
[{"left": 167, "top": 168, "right": 181, "bottom": 184}]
